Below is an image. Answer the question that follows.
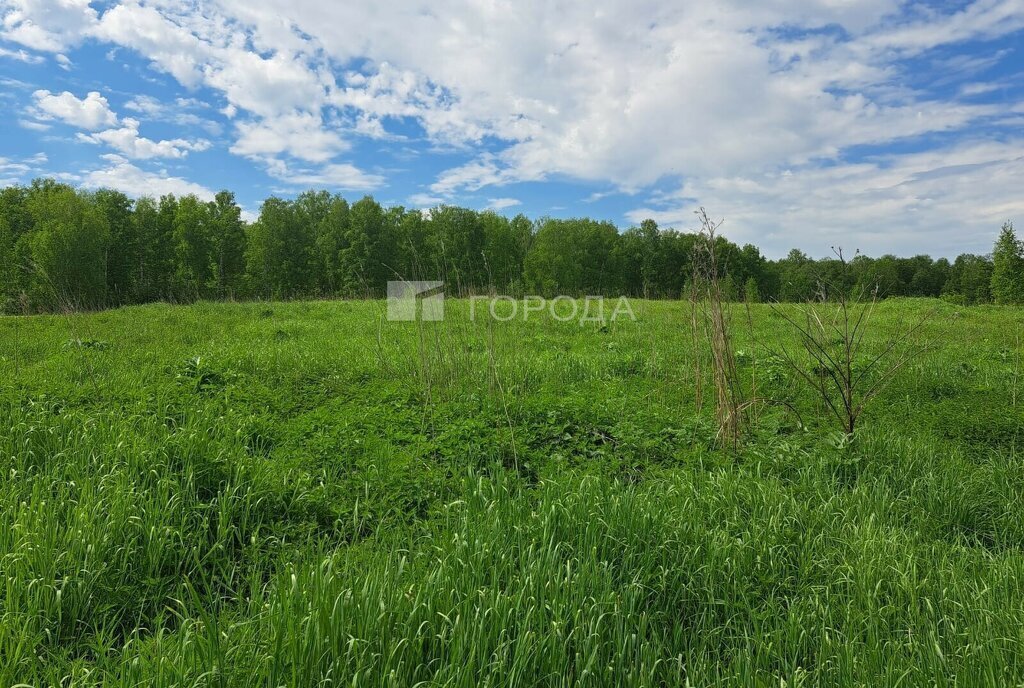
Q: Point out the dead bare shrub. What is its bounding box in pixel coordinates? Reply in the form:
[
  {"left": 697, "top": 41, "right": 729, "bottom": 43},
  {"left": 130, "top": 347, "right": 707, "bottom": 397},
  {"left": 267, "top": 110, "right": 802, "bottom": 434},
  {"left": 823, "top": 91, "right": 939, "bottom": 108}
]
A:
[{"left": 768, "top": 247, "right": 934, "bottom": 436}]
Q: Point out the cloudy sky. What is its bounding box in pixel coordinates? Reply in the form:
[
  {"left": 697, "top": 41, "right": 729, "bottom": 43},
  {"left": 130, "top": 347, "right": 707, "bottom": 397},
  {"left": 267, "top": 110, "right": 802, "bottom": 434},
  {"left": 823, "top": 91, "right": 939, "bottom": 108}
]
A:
[{"left": 1, "top": 0, "right": 1022, "bottom": 257}]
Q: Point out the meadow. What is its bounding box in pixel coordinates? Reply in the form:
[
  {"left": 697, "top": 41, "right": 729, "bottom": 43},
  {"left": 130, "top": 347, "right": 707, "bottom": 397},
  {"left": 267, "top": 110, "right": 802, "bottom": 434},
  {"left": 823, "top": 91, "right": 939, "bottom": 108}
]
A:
[{"left": 1, "top": 298, "right": 1023, "bottom": 686}]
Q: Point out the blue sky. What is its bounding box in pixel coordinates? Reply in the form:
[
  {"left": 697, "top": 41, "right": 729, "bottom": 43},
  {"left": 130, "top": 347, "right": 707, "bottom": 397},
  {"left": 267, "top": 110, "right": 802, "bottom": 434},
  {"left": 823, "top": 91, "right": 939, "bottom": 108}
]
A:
[{"left": 1, "top": 0, "right": 1022, "bottom": 257}]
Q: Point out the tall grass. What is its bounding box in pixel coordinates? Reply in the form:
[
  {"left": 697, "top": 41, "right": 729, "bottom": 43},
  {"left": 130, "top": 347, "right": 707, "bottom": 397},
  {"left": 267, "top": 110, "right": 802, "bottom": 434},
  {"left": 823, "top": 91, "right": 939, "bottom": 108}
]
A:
[{"left": 0, "top": 298, "right": 1022, "bottom": 685}]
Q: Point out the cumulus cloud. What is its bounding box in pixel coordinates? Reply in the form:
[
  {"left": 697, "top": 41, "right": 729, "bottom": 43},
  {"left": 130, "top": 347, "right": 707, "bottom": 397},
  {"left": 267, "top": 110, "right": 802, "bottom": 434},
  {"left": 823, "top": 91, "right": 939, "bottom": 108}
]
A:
[
  {"left": 431, "top": 156, "right": 516, "bottom": 195},
  {"left": 90, "top": 3, "right": 207, "bottom": 87},
  {"left": 203, "top": 49, "right": 327, "bottom": 118},
  {"left": 4, "top": 0, "right": 1024, "bottom": 251},
  {"left": 78, "top": 154, "right": 218, "bottom": 199},
  {"left": 231, "top": 112, "right": 347, "bottom": 163},
  {"left": 32, "top": 90, "right": 117, "bottom": 130},
  {"left": 263, "top": 158, "right": 384, "bottom": 191},
  {"left": 123, "top": 95, "right": 162, "bottom": 116},
  {"left": 626, "top": 139, "right": 1024, "bottom": 257},
  {"left": 90, "top": 0, "right": 334, "bottom": 162},
  {"left": 77, "top": 118, "right": 210, "bottom": 159},
  {"left": 0, "top": 0, "right": 97, "bottom": 52},
  {"left": 30, "top": 89, "right": 210, "bottom": 159},
  {"left": 305, "top": 1, "right": 1023, "bottom": 206}
]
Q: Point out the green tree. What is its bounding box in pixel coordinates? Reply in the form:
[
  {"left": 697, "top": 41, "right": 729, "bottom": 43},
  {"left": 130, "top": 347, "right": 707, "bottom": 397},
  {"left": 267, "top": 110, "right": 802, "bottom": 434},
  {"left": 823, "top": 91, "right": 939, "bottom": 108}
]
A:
[
  {"left": 0, "top": 186, "right": 32, "bottom": 239},
  {"left": 744, "top": 277, "right": 760, "bottom": 303},
  {"left": 944, "top": 254, "right": 993, "bottom": 304},
  {"left": 777, "top": 249, "right": 815, "bottom": 302},
  {"left": 394, "top": 208, "right": 431, "bottom": 282},
  {"left": 246, "top": 197, "right": 308, "bottom": 297},
  {"left": 24, "top": 182, "right": 110, "bottom": 309},
  {"left": 720, "top": 273, "right": 737, "bottom": 302},
  {"left": 638, "top": 219, "right": 662, "bottom": 298},
  {"left": 131, "top": 197, "right": 161, "bottom": 301},
  {"left": 905, "top": 256, "right": 948, "bottom": 297},
  {"left": 149, "top": 194, "right": 179, "bottom": 299},
  {"left": 733, "top": 243, "right": 774, "bottom": 299},
  {"left": 853, "top": 254, "right": 901, "bottom": 298},
  {"left": 0, "top": 215, "right": 15, "bottom": 312},
  {"left": 426, "top": 205, "right": 486, "bottom": 293},
  {"left": 295, "top": 191, "right": 348, "bottom": 295},
  {"left": 481, "top": 211, "right": 527, "bottom": 293},
  {"left": 173, "top": 195, "right": 213, "bottom": 300},
  {"left": 341, "top": 196, "right": 389, "bottom": 296},
  {"left": 991, "top": 222, "right": 1024, "bottom": 305},
  {"left": 658, "top": 231, "right": 698, "bottom": 298},
  {"left": 208, "top": 190, "right": 246, "bottom": 297},
  {"left": 321, "top": 195, "right": 351, "bottom": 294},
  {"left": 94, "top": 188, "right": 136, "bottom": 303},
  {"left": 614, "top": 227, "right": 645, "bottom": 296},
  {"left": 0, "top": 185, "right": 33, "bottom": 309},
  {"left": 524, "top": 218, "right": 618, "bottom": 296},
  {"left": 510, "top": 214, "right": 534, "bottom": 263}
]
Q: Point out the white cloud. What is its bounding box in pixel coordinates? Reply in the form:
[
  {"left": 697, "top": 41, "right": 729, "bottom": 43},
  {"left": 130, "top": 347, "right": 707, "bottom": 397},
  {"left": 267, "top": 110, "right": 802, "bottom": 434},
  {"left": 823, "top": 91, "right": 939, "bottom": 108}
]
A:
[
  {"left": 231, "top": 112, "right": 347, "bottom": 163},
  {"left": 31, "top": 89, "right": 211, "bottom": 159},
  {"left": 124, "top": 95, "right": 223, "bottom": 135},
  {"left": 4, "top": 0, "right": 1024, "bottom": 253},
  {"left": 0, "top": 0, "right": 97, "bottom": 52},
  {"left": 0, "top": 45, "right": 43, "bottom": 63},
  {"left": 861, "top": 0, "right": 1024, "bottom": 54},
  {"left": 0, "top": 151, "right": 48, "bottom": 186},
  {"left": 172, "top": 0, "right": 1022, "bottom": 203},
  {"left": 959, "top": 82, "right": 1003, "bottom": 97},
  {"left": 263, "top": 158, "right": 384, "bottom": 191},
  {"left": 203, "top": 49, "right": 327, "bottom": 118},
  {"left": 486, "top": 197, "right": 521, "bottom": 210},
  {"left": 18, "top": 118, "right": 50, "bottom": 131},
  {"left": 91, "top": 1, "right": 335, "bottom": 161},
  {"left": 78, "top": 154, "right": 217, "bottom": 199},
  {"left": 431, "top": 155, "right": 515, "bottom": 195},
  {"left": 91, "top": 3, "right": 207, "bottom": 87},
  {"left": 123, "top": 95, "right": 162, "bottom": 116},
  {"left": 408, "top": 193, "right": 443, "bottom": 207},
  {"left": 32, "top": 90, "right": 117, "bottom": 130},
  {"left": 77, "top": 118, "right": 210, "bottom": 159},
  {"left": 626, "top": 139, "right": 1024, "bottom": 257}
]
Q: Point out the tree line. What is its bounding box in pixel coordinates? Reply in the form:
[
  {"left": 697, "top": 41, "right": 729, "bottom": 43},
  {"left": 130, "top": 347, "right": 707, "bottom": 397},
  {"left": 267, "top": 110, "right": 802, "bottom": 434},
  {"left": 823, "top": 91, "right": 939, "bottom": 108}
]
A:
[{"left": 0, "top": 178, "right": 1019, "bottom": 313}]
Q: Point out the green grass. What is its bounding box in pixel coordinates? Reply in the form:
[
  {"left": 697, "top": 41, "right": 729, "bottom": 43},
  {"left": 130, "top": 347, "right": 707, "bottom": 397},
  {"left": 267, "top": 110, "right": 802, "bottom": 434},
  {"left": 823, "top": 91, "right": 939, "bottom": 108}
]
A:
[{"left": 0, "top": 298, "right": 1022, "bottom": 686}]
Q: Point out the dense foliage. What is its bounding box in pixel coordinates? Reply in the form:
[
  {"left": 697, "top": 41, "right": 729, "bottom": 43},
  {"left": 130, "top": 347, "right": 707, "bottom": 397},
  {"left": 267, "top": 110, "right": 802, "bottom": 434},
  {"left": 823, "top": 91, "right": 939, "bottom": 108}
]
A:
[{"left": 0, "top": 179, "right": 1017, "bottom": 312}]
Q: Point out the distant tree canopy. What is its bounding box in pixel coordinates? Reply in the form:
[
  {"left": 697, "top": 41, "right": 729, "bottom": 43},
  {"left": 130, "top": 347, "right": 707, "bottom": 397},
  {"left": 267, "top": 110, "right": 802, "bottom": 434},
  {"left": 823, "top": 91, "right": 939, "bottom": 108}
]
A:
[{"left": 0, "top": 178, "right": 1013, "bottom": 312}]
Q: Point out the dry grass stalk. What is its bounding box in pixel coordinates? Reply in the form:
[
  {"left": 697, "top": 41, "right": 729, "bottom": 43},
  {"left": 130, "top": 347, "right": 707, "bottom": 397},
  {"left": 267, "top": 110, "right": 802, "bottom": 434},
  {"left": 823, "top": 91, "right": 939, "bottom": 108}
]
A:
[{"left": 691, "top": 207, "right": 744, "bottom": 448}]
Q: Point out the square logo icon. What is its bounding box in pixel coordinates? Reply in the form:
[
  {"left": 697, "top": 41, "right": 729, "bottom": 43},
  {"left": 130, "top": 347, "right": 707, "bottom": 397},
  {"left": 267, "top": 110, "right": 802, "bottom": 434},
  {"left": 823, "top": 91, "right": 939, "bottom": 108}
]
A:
[{"left": 387, "top": 280, "right": 445, "bottom": 321}]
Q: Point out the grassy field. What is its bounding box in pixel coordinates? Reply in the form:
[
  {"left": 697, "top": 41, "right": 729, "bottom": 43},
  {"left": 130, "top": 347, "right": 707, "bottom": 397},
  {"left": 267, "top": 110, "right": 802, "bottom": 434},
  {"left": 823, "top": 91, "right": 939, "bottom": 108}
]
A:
[{"left": 1, "top": 298, "right": 1023, "bottom": 686}]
